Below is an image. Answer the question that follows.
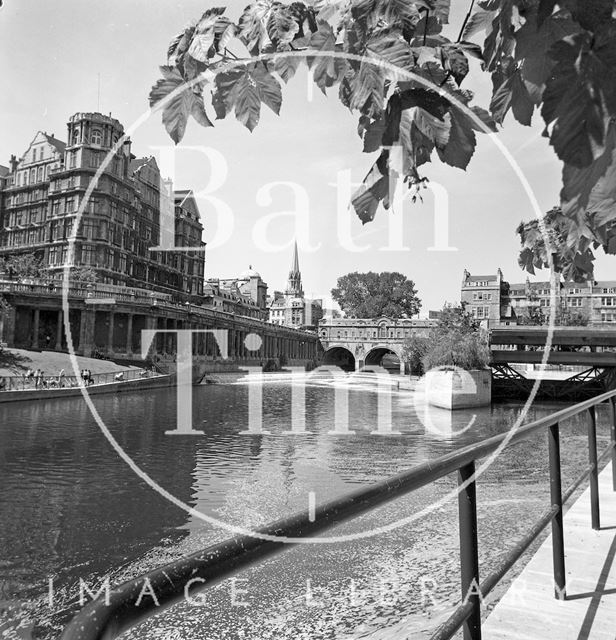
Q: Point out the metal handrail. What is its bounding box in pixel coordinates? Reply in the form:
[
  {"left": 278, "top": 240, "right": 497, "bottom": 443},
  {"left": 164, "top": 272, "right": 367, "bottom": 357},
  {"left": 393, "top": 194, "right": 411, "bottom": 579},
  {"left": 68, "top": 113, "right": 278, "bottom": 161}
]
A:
[
  {"left": 0, "top": 369, "right": 161, "bottom": 391},
  {"left": 60, "top": 389, "right": 616, "bottom": 640}
]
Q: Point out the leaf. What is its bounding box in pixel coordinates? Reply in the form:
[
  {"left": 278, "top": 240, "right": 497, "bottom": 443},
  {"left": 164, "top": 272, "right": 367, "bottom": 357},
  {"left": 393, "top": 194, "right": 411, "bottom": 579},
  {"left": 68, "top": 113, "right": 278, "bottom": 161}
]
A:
[
  {"left": 469, "top": 106, "right": 498, "bottom": 132},
  {"left": 351, "top": 152, "right": 392, "bottom": 223},
  {"left": 541, "top": 34, "right": 606, "bottom": 167},
  {"left": 366, "top": 32, "right": 414, "bottom": 72},
  {"left": 437, "top": 108, "right": 476, "bottom": 169},
  {"left": 561, "top": 123, "right": 616, "bottom": 213},
  {"left": 214, "top": 18, "right": 238, "bottom": 53},
  {"left": 167, "top": 25, "right": 196, "bottom": 63},
  {"left": 307, "top": 21, "right": 348, "bottom": 92},
  {"left": 570, "top": 0, "right": 613, "bottom": 31},
  {"left": 382, "top": 0, "right": 423, "bottom": 37},
  {"left": 462, "top": 7, "right": 496, "bottom": 39},
  {"left": 514, "top": 9, "right": 579, "bottom": 103},
  {"left": 273, "top": 50, "right": 303, "bottom": 82},
  {"left": 266, "top": 3, "right": 300, "bottom": 48},
  {"left": 347, "top": 56, "right": 385, "bottom": 118},
  {"left": 537, "top": 0, "right": 557, "bottom": 27},
  {"left": 212, "top": 62, "right": 282, "bottom": 131},
  {"left": 433, "top": 0, "right": 451, "bottom": 24},
  {"left": 490, "top": 70, "right": 533, "bottom": 125},
  {"left": 239, "top": 0, "right": 276, "bottom": 54},
  {"left": 149, "top": 67, "right": 213, "bottom": 144},
  {"left": 441, "top": 45, "right": 469, "bottom": 85},
  {"left": 188, "top": 32, "right": 216, "bottom": 62}
]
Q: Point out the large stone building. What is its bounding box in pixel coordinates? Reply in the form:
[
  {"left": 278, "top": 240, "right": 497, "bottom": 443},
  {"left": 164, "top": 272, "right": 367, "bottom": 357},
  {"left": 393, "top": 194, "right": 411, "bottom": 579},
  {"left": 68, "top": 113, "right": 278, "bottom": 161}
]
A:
[
  {"left": 268, "top": 241, "right": 323, "bottom": 330},
  {"left": 461, "top": 269, "right": 616, "bottom": 327},
  {"left": 0, "top": 113, "right": 320, "bottom": 364},
  {"left": 0, "top": 112, "right": 205, "bottom": 299},
  {"left": 204, "top": 267, "right": 269, "bottom": 320}
]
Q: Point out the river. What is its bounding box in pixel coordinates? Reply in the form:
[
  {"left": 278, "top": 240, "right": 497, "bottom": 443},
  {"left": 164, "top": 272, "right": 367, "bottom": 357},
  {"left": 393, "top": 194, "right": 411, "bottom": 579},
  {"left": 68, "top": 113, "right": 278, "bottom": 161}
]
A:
[{"left": 0, "top": 376, "right": 611, "bottom": 639}]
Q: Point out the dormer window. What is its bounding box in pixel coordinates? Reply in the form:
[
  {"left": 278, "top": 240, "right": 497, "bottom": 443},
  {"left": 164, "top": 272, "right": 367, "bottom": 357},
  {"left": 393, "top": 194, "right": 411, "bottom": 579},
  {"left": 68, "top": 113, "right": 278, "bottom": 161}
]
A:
[{"left": 91, "top": 129, "right": 102, "bottom": 146}]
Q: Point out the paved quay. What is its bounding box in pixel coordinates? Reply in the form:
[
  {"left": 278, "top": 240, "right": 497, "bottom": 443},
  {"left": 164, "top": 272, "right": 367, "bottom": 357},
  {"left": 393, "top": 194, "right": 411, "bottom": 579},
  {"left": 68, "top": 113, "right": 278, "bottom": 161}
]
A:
[{"left": 483, "top": 461, "right": 616, "bottom": 640}]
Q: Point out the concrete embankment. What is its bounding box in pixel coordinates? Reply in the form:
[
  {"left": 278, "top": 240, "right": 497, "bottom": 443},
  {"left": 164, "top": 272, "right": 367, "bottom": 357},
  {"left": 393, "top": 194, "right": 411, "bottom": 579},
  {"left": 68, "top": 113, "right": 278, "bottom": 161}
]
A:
[{"left": 0, "top": 374, "right": 174, "bottom": 404}]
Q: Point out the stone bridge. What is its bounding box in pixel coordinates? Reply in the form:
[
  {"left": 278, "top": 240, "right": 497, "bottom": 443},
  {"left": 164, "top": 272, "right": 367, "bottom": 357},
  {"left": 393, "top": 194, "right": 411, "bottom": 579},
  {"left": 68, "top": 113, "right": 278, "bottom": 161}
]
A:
[{"left": 318, "top": 316, "right": 435, "bottom": 373}]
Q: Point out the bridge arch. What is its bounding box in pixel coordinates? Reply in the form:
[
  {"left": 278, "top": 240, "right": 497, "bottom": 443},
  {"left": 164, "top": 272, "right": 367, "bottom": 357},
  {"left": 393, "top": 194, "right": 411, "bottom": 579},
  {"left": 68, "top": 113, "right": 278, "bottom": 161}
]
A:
[
  {"left": 364, "top": 345, "right": 404, "bottom": 374},
  {"left": 322, "top": 346, "right": 356, "bottom": 372}
]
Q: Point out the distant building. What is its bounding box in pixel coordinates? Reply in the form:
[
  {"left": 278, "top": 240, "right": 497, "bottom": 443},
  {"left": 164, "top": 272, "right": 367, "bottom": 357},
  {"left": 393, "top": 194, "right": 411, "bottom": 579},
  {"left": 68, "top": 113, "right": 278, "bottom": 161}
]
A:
[
  {"left": 0, "top": 112, "right": 205, "bottom": 300},
  {"left": 461, "top": 268, "right": 616, "bottom": 327},
  {"left": 204, "top": 266, "right": 268, "bottom": 320},
  {"left": 268, "top": 241, "right": 323, "bottom": 330}
]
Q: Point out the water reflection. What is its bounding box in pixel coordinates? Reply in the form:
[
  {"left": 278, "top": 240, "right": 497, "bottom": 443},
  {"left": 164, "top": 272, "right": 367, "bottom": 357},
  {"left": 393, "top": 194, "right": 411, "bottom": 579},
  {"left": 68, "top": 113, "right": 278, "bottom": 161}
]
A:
[{"left": 0, "top": 380, "right": 611, "bottom": 639}]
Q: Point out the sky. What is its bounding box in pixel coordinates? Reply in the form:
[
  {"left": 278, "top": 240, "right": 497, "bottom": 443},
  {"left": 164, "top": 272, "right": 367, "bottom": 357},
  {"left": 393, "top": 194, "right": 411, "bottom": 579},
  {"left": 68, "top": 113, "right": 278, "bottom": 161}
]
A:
[{"left": 1, "top": 0, "right": 613, "bottom": 314}]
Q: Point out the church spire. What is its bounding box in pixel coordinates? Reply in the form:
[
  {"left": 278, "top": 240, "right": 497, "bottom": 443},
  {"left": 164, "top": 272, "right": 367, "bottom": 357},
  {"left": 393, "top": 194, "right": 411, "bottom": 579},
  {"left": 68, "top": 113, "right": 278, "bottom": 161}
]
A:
[
  {"left": 286, "top": 240, "right": 303, "bottom": 297},
  {"left": 291, "top": 240, "right": 299, "bottom": 275}
]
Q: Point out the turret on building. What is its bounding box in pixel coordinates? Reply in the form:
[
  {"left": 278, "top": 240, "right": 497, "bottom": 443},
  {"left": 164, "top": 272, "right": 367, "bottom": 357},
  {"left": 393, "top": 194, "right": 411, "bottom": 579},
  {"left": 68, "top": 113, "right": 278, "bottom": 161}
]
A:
[{"left": 0, "top": 112, "right": 205, "bottom": 299}]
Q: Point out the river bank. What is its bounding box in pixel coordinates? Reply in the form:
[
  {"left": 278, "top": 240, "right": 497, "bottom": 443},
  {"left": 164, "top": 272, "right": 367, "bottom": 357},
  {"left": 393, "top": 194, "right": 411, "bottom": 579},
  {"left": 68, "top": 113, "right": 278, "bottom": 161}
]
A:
[{"left": 0, "top": 347, "right": 140, "bottom": 378}]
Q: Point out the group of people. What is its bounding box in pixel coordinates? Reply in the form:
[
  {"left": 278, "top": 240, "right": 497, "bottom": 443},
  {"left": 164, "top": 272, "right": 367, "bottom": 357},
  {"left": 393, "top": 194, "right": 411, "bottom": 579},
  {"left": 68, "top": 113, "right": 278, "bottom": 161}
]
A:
[{"left": 0, "top": 365, "right": 155, "bottom": 393}]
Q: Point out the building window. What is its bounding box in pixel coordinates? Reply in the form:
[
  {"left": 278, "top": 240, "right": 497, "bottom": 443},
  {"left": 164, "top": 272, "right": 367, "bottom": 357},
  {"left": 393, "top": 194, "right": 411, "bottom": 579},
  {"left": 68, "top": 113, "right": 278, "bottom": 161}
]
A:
[
  {"left": 72, "top": 130, "right": 80, "bottom": 145},
  {"left": 91, "top": 129, "right": 102, "bottom": 145}
]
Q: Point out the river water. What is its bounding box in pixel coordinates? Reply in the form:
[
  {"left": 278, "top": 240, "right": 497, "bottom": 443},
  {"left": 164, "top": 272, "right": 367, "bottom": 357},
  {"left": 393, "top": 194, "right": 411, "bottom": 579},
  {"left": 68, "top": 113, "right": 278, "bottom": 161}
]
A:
[{"left": 0, "top": 376, "right": 611, "bottom": 639}]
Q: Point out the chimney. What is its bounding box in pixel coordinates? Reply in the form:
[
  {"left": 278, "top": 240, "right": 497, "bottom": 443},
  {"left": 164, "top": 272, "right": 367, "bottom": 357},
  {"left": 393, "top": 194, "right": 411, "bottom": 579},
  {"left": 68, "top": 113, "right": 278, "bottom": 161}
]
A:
[{"left": 9, "top": 154, "right": 18, "bottom": 173}]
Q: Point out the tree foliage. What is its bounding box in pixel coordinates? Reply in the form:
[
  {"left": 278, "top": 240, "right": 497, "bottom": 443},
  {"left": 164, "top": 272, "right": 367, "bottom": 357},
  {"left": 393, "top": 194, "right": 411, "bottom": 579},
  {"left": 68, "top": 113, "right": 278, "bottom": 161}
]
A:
[
  {"left": 69, "top": 266, "right": 98, "bottom": 284},
  {"left": 331, "top": 271, "right": 421, "bottom": 318},
  {"left": 152, "top": 0, "right": 616, "bottom": 280},
  {"left": 1, "top": 254, "right": 43, "bottom": 281},
  {"left": 517, "top": 302, "right": 590, "bottom": 326},
  {"left": 419, "top": 302, "right": 490, "bottom": 371}
]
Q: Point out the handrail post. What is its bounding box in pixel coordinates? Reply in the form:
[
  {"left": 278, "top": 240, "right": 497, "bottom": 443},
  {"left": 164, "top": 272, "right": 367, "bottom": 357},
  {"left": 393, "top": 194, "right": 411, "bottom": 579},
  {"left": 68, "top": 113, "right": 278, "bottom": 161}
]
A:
[
  {"left": 588, "top": 406, "right": 600, "bottom": 530},
  {"left": 548, "top": 422, "right": 566, "bottom": 599},
  {"left": 610, "top": 397, "right": 616, "bottom": 492},
  {"left": 458, "top": 461, "right": 481, "bottom": 640}
]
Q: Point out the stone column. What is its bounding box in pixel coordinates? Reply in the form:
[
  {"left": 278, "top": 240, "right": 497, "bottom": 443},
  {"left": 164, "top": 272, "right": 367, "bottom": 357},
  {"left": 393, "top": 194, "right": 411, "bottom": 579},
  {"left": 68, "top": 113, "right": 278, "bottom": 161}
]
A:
[
  {"left": 1, "top": 306, "right": 16, "bottom": 347},
  {"left": 107, "top": 311, "right": 115, "bottom": 354},
  {"left": 126, "top": 314, "right": 133, "bottom": 355},
  {"left": 79, "top": 308, "right": 95, "bottom": 357},
  {"left": 32, "top": 308, "right": 40, "bottom": 349},
  {"left": 55, "top": 309, "right": 63, "bottom": 350}
]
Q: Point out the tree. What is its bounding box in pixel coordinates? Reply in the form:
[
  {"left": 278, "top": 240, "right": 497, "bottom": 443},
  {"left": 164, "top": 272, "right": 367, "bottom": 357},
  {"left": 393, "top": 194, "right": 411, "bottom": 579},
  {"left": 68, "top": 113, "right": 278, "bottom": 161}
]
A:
[
  {"left": 518, "top": 303, "right": 589, "bottom": 326},
  {"left": 331, "top": 271, "right": 421, "bottom": 318},
  {"left": 151, "top": 0, "right": 616, "bottom": 282},
  {"left": 69, "top": 266, "right": 98, "bottom": 284},
  {"left": 517, "top": 305, "right": 547, "bottom": 325},
  {"left": 407, "top": 302, "right": 489, "bottom": 371},
  {"left": 2, "top": 253, "right": 43, "bottom": 281}
]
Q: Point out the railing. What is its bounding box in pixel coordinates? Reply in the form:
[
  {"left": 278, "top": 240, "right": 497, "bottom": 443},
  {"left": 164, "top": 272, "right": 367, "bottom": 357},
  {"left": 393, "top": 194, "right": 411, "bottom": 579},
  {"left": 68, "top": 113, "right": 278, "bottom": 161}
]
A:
[
  {"left": 0, "top": 280, "right": 317, "bottom": 338},
  {"left": 0, "top": 368, "right": 161, "bottom": 392},
  {"left": 60, "top": 390, "right": 616, "bottom": 640}
]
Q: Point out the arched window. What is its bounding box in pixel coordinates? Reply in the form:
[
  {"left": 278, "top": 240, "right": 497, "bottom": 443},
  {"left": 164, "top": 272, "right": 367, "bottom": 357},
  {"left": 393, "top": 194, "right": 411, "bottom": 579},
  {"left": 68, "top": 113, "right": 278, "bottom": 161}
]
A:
[
  {"left": 30, "top": 168, "right": 36, "bottom": 183},
  {"left": 91, "top": 129, "right": 102, "bottom": 145},
  {"left": 37, "top": 167, "right": 43, "bottom": 181}
]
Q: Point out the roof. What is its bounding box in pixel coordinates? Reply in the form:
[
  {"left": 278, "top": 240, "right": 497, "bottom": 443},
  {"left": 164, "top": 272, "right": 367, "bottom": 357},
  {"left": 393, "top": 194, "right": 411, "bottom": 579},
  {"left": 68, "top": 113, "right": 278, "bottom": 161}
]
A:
[
  {"left": 0, "top": 165, "right": 8, "bottom": 178},
  {"left": 43, "top": 133, "right": 66, "bottom": 155},
  {"left": 467, "top": 275, "right": 497, "bottom": 282},
  {"left": 129, "top": 157, "right": 151, "bottom": 173}
]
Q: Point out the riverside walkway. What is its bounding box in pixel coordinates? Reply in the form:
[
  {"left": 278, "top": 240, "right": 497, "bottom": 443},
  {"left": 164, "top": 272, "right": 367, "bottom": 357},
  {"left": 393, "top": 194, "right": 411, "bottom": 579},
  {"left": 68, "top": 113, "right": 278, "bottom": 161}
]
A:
[{"left": 483, "top": 462, "right": 616, "bottom": 640}]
